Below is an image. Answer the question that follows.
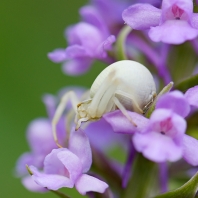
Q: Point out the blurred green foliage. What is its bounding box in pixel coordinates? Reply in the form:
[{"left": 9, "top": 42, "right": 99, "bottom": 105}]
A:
[{"left": 0, "top": 0, "right": 106, "bottom": 197}]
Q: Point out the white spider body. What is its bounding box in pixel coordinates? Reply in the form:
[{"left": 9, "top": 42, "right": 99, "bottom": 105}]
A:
[
  {"left": 52, "top": 60, "right": 156, "bottom": 147},
  {"left": 77, "top": 60, "right": 156, "bottom": 123}
]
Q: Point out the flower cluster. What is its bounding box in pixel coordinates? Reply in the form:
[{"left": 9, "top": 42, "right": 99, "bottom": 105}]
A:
[{"left": 16, "top": 0, "right": 198, "bottom": 197}]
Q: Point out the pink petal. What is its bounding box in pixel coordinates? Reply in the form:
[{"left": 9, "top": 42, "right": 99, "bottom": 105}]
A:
[
  {"left": 122, "top": 4, "right": 161, "bottom": 30},
  {"left": 75, "top": 174, "right": 108, "bottom": 195},
  {"left": 65, "top": 45, "right": 88, "bottom": 58},
  {"left": 66, "top": 22, "right": 103, "bottom": 54},
  {"left": 62, "top": 58, "right": 92, "bottom": 76},
  {"left": 48, "top": 49, "right": 67, "bottom": 63},
  {"left": 149, "top": 109, "right": 187, "bottom": 137},
  {"left": 133, "top": 132, "right": 183, "bottom": 162},
  {"left": 84, "top": 117, "right": 126, "bottom": 152},
  {"left": 183, "top": 135, "right": 198, "bottom": 166},
  {"left": 103, "top": 110, "right": 149, "bottom": 134},
  {"left": 69, "top": 129, "right": 92, "bottom": 173},
  {"left": 44, "top": 148, "right": 82, "bottom": 183},
  {"left": 30, "top": 166, "right": 74, "bottom": 190},
  {"left": 79, "top": 5, "right": 109, "bottom": 37},
  {"left": 27, "top": 119, "right": 56, "bottom": 154},
  {"left": 22, "top": 175, "right": 47, "bottom": 192},
  {"left": 185, "top": 86, "right": 198, "bottom": 108},
  {"left": 191, "top": 13, "right": 198, "bottom": 29},
  {"left": 96, "top": 35, "right": 116, "bottom": 58},
  {"left": 161, "top": 0, "right": 193, "bottom": 22},
  {"left": 42, "top": 94, "right": 56, "bottom": 119},
  {"left": 156, "top": 90, "right": 190, "bottom": 117},
  {"left": 16, "top": 152, "right": 35, "bottom": 176},
  {"left": 57, "top": 149, "right": 83, "bottom": 182},
  {"left": 149, "top": 20, "right": 198, "bottom": 44}
]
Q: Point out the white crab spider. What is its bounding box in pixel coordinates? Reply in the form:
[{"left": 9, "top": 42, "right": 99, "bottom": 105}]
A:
[{"left": 52, "top": 60, "right": 156, "bottom": 147}]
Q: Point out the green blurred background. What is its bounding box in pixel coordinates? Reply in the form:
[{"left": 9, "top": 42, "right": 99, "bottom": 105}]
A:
[{"left": 0, "top": 0, "right": 106, "bottom": 197}]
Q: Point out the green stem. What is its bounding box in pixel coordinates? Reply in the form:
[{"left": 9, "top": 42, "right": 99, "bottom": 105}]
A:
[
  {"left": 121, "top": 154, "right": 156, "bottom": 198},
  {"left": 116, "top": 25, "right": 132, "bottom": 60}
]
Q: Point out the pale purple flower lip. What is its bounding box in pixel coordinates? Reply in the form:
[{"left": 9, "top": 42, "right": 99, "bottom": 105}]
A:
[
  {"left": 133, "top": 109, "right": 186, "bottom": 163},
  {"left": 123, "top": 0, "right": 198, "bottom": 44},
  {"left": 29, "top": 129, "right": 109, "bottom": 195},
  {"left": 103, "top": 110, "right": 149, "bottom": 134}
]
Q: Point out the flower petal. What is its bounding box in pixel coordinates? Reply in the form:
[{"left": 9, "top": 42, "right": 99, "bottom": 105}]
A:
[
  {"left": 42, "top": 94, "right": 56, "bottom": 119},
  {"left": 133, "top": 132, "right": 183, "bottom": 162},
  {"left": 191, "top": 13, "right": 198, "bottom": 29},
  {"left": 161, "top": 0, "right": 193, "bottom": 21},
  {"left": 156, "top": 90, "right": 190, "bottom": 117},
  {"left": 22, "top": 175, "right": 47, "bottom": 192},
  {"left": 27, "top": 119, "right": 56, "bottom": 154},
  {"left": 149, "top": 20, "right": 198, "bottom": 44},
  {"left": 84, "top": 117, "right": 126, "bottom": 152},
  {"left": 16, "top": 152, "right": 35, "bottom": 176},
  {"left": 92, "top": 0, "right": 130, "bottom": 26},
  {"left": 44, "top": 149, "right": 69, "bottom": 175},
  {"left": 133, "top": 109, "right": 186, "bottom": 162},
  {"left": 149, "top": 109, "right": 187, "bottom": 137},
  {"left": 80, "top": 5, "right": 108, "bottom": 37},
  {"left": 57, "top": 150, "right": 83, "bottom": 182},
  {"left": 75, "top": 174, "right": 108, "bottom": 195},
  {"left": 48, "top": 49, "right": 67, "bottom": 63},
  {"left": 69, "top": 129, "right": 92, "bottom": 173},
  {"left": 44, "top": 148, "right": 82, "bottom": 184},
  {"left": 122, "top": 4, "right": 161, "bottom": 30},
  {"left": 184, "top": 85, "right": 198, "bottom": 108},
  {"left": 66, "top": 22, "right": 103, "bottom": 54},
  {"left": 183, "top": 135, "right": 198, "bottom": 166},
  {"left": 103, "top": 110, "right": 149, "bottom": 134},
  {"left": 65, "top": 45, "right": 88, "bottom": 58},
  {"left": 62, "top": 58, "right": 92, "bottom": 76},
  {"left": 30, "top": 166, "right": 74, "bottom": 190},
  {"left": 96, "top": 35, "right": 116, "bottom": 58}
]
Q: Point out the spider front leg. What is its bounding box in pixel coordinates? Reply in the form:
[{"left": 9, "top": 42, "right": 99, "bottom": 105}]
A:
[
  {"left": 52, "top": 91, "right": 80, "bottom": 148},
  {"left": 113, "top": 96, "right": 137, "bottom": 127}
]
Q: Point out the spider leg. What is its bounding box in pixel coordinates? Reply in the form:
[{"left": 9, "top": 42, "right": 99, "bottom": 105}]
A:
[{"left": 52, "top": 91, "right": 79, "bottom": 148}]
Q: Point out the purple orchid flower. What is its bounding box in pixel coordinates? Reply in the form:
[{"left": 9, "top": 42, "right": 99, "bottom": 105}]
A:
[
  {"left": 103, "top": 88, "right": 198, "bottom": 165},
  {"left": 91, "top": 0, "right": 131, "bottom": 32},
  {"left": 133, "top": 108, "right": 186, "bottom": 163},
  {"left": 104, "top": 109, "right": 198, "bottom": 165},
  {"left": 15, "top": 86, "right": 86, "bottom": 192},
  {"left": 29, "top": 129, "right": 108, "bottom": 195},
  {"left": 15, "top": 118, "right": 64, "bottom": 192},
  {"left": 91, "top": 0, "right": 161, "bottom": 31},
  {"left": 184, "top": 85, "right": 198, "bottom": 108},
  {"left": 15, "top": 95, "right": 59, "bottom": 192},
  {"left": 123, "top": 0, "right": 198, "bottom": 44},
  {"left": 156, "top": 90, "right": 190, "bottom": 117},
  {"left": 156, "top": 88, "right": 198, "bottom": 115},
  {"left": 48, "top": 5, "right": 115, "bottom": 76}
]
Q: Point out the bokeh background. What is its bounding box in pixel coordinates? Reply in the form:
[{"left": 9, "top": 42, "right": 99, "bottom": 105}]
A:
[{"left": 0, "top": 0, "right": 107, "bottom": 197}]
